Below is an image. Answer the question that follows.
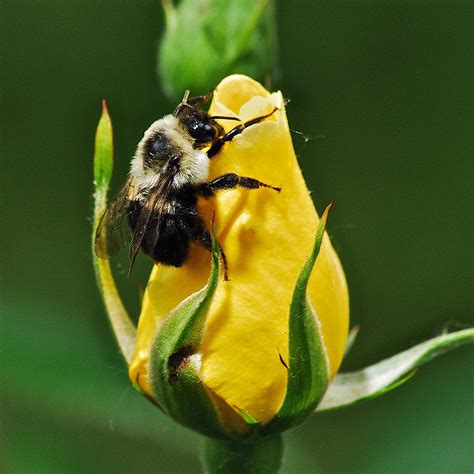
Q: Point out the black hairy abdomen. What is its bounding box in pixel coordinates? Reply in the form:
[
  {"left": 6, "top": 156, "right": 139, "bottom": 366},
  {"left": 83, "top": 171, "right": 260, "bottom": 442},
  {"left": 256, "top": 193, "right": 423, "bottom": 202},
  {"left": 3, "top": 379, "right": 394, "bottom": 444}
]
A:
[{"left": 128, "top": 194, "right": 206, "bottom": 267}]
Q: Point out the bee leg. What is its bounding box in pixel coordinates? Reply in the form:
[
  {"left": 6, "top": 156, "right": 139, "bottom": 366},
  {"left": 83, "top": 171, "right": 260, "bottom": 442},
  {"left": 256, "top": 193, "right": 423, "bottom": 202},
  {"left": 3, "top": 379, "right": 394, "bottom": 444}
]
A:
[
  {"left": 174, "top": 90, "right": 215, "bottom": 116},
  {"left": 187, "top": 90, "right": 213, "bottom": 106},
  {"left": 198, "top": 173, "right": 281, "bottom": 195},
  {"left": 219, "top": 245, "right": 229, "bottom": 282},
  {"left": 188, "top": 92, "right": 242, "bottom": 121},
  {"left": 207, "top": 107, "right": 279, "bottom": 158},
  {"left": 209, "top": 115, "right": 241, "bottom": 122},
  {"left": 198, "top": 227, "right": 229, "bottom": 281}
]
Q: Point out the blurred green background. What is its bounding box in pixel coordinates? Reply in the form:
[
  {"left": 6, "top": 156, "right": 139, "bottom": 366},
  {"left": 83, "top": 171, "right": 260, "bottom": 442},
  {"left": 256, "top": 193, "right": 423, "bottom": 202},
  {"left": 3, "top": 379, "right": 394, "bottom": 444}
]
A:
[{"left": 2, "top": 1, "right": 473, "bottom": 472}]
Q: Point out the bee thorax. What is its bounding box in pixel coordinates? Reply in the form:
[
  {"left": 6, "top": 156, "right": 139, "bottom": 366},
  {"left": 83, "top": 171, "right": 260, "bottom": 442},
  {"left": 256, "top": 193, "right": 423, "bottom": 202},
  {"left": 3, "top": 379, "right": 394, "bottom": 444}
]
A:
[
  {"left": 130, "top": 114, "right": 209, "bottom": 192},
  {"left": 173, "top": 149, "right": 209, "bottom": 188}
]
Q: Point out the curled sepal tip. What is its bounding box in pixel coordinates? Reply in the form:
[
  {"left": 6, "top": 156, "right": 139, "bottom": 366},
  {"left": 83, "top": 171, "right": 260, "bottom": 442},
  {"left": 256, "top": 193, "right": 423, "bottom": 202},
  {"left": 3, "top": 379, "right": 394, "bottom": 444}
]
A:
[
  {"left": 344, "top": 325, "right": 360, "bottom": 359},
  {"left": 265, "top": 202, "right": 333, "bottom": 433}
]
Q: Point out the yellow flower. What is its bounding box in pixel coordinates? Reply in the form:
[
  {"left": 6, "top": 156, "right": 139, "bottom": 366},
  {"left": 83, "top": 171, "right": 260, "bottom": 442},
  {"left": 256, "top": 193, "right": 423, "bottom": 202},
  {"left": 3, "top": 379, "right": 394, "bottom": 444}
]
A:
[{"left": 128, "top": 74, "right": 349, "bottom": 429}]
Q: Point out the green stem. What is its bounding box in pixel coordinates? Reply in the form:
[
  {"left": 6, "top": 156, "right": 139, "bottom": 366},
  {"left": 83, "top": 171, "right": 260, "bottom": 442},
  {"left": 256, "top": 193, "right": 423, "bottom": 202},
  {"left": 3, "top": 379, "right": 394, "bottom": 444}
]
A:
[
  {"left": 93, "top": 188, "right": 137, "bottom": 364},
  {"left": 201, "top": 434, "right": 283, "bottom": 474}
]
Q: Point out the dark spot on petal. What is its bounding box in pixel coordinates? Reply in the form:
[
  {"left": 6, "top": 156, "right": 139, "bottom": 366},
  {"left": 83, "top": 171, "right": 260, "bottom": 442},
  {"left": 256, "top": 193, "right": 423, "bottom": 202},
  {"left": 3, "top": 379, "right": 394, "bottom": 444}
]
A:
[{"left": 168, "top": 344, "right": 196, "bottom": 384}]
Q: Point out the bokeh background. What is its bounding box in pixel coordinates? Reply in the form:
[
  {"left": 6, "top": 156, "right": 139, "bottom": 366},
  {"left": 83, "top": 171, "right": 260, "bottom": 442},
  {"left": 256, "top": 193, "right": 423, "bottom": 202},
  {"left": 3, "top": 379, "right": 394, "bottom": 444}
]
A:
[{"left": 2, "top": 1, "right": 473, "bottom": 472}]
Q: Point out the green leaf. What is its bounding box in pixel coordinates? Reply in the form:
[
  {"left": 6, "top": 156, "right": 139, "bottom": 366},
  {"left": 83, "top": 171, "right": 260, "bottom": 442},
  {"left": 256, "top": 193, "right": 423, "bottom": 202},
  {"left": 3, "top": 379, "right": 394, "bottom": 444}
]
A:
[
  {"left": 148, "top": 227, "right": 245, "bottom": 439},
  {"left": 316, "top": 328, "right": 474, "bottom": 412},
  {"left": 266, "top": 203, "right": 333, "bottom": 433},
  {"left": 92, "top": 101, "right": 136, "bottom": 364}
]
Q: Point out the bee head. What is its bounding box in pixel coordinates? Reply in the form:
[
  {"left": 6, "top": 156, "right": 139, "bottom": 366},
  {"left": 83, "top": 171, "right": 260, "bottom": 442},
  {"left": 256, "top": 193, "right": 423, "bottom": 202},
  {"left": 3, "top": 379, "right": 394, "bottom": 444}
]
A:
[{"left": 174, "top": 103, "right": 224, "bottom": 146}]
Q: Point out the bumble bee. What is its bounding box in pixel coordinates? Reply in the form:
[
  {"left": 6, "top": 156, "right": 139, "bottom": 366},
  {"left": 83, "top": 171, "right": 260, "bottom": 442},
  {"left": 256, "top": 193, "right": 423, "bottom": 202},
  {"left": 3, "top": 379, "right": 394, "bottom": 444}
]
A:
[{"left": 95, "top": 90, "right": 280, "bottom": 279}]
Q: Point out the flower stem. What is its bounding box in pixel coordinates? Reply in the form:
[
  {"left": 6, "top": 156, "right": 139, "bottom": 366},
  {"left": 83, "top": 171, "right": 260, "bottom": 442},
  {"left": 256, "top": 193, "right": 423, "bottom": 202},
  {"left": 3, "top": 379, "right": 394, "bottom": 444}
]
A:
[{"left": 201, "top": 434, "right": 283, "bottom": 474}]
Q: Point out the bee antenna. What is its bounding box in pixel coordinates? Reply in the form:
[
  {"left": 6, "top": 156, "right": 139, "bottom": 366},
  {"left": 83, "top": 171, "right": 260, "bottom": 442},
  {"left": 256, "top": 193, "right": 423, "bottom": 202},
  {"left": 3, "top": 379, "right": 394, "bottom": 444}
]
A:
[
  {"left": 174, "top": 90, "right": 193, "bottom": 117},
  {"left": 182, "top": 90, "right": 190, "bottom": 104}
]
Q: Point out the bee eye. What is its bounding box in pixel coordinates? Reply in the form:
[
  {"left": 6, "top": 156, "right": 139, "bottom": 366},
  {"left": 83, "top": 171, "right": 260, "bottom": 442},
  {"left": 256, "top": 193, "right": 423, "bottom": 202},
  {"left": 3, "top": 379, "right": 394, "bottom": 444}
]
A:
[{"left": 188, "top": 121, "right": 216, "bottom": 142}]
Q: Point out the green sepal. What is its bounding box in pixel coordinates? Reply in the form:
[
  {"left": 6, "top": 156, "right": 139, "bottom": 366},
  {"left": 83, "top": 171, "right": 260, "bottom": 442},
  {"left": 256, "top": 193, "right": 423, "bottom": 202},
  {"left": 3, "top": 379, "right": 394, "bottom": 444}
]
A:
[
  {"left": 93, "top": 100, "right": 113, "bottom": 191},
  {"left": 344, "top": 325, "right": 360, "bottom": 359},
  {"left": 239, "top": 409, "right": 260, "bottom": 427},
  {"left": 265, "top": 203, "right": 333, "bottom": 433},
  {"left": 158, "top": 0, "right": 277, "bottom": 101},
  {"left": 92, "top": 101, "right": 136, "bottom": 364},
  {"left": 148, "top": 227, "right": 245, "bottom": 439},
  {"left": 316, "top": 327, "right": 474, "bottom": 412}
]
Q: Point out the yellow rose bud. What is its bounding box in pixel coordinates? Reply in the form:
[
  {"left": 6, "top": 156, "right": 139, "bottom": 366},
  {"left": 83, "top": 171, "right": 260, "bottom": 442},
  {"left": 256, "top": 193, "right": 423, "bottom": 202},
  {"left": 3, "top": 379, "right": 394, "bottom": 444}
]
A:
[{"left": 128, "top": 75, "right": 349, "bottom": 434}]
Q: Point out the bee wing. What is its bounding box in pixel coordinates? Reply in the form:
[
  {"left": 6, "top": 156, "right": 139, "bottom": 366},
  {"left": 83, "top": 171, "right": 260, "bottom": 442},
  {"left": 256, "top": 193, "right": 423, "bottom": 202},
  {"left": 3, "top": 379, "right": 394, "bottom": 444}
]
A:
[
  {"left": 95, "top": 178, "right": 136, "bottom": 259},
  {"left": 128, "top": 170, "right": 175, "bottom": 269}
]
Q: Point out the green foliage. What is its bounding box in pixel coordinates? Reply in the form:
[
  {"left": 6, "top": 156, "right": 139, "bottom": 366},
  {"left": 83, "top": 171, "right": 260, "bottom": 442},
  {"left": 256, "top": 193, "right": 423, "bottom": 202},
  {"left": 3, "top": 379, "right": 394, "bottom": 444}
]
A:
[{"left": 158, "top": 0, "right": 277, "bottom": 101}]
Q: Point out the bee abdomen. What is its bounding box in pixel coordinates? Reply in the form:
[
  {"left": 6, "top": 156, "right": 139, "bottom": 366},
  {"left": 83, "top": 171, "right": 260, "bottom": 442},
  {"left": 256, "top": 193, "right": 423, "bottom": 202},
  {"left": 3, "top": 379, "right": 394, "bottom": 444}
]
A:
[
  {"left": 128, "top": 198, "right": 201, "bottom": 267},
  {"left": 150, "top": 217, "right": 190, "bottom": 267}
]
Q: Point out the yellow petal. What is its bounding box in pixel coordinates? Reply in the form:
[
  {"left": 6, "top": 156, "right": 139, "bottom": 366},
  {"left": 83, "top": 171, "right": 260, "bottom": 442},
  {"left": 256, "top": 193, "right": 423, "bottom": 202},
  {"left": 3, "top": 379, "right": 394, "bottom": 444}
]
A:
[{"left": 129, "top": 75, "right": 349, "bottom": 425}]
